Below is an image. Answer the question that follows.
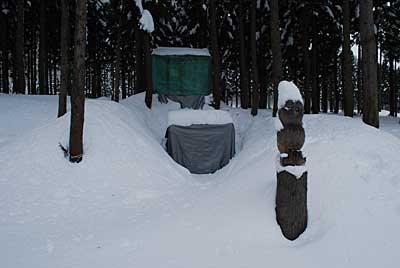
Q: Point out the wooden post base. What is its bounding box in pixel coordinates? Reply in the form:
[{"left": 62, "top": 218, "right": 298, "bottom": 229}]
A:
[{"left": 276, "top": 171, "right": 307, "bottom": 240}]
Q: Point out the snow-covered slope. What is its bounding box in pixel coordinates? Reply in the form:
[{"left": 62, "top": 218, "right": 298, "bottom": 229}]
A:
[{"left": 1, "top": 93, "right": 400, "bottom": 268}]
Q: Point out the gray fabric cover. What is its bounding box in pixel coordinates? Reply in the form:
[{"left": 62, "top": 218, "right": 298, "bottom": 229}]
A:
[
  {"left": 158, "top": 94, "right": 205, "bottom": 109},
  {"left": 166, "top": 123, "right": 235, "bottom": 174}
]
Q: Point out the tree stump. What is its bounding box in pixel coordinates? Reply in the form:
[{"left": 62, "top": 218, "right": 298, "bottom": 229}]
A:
[{"left": 276, "top": 82, "right": 308, "bottom": 240}]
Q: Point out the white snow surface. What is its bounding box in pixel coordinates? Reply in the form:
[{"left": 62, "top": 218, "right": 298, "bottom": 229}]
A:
[
  {"left": 167, "top": 109, "right": 233, "bottom": 127},
  {"left": 1, "top": 93, "right": 400, "bottom": 268},
  {"left": 152, "top": 46, "right": 210, "bottom": 56},
  {"left": 139, "top": 9, "right": 154, "bottom": 33},
  {"left": 278, "top": 80, "right": 304, "bottom": 108}
]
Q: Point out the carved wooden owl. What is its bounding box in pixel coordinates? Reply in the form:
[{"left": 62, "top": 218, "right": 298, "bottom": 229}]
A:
[{"left": 278, "top": 100, "right": 304, "bottom": 128}]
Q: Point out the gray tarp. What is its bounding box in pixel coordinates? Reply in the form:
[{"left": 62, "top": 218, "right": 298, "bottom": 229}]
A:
[
  {"left": 158, "top": 94, "right": 205, "bottom": 109},
  {"left": 166, "top": 123, "right": 235, "bottom": 174}
]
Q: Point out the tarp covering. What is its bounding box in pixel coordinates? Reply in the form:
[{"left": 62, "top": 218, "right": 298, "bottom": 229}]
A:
[
  {"left": 158, "top": 94, "right": 205, "bottom": 109},
  {"left": 152, "top": 51, "right": 211, "bottom": 96},
  {"left": 165, "top": 123, "right": 235, "bottom": 174}
]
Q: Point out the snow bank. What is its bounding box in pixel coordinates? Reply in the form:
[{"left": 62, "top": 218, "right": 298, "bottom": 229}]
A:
[
  {"left": 1, "top": 94, "right": 400, "bottom": 268},
  {"left": 167, "top": 109, "right": 233, "bottom": 127},
  {"left": 278, "top": 80, "right": 304, "bottom": 108},
  {"left": 152, "top": 47, "right": 210, "bottom": 57}
]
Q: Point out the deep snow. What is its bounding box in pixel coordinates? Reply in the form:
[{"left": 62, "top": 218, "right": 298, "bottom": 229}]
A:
[{"left": 1, "top": 93, "right": 400, "bottom": 268}]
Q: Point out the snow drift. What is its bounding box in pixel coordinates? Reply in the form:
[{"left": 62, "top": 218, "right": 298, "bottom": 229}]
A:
[{"left": 1, "top": 93, "right": 400, "bottom": 268}]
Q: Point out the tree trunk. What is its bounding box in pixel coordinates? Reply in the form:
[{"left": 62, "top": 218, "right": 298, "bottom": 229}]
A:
[
  {"left": 113, "top": 1, "right": 122, "bottom": 103},
  {"left": 58, "top": 0, "right": 70, "bottom": 117},
  {"left": 250, "top": 0, "right": 259, "bottom": 116},
  {"left": 301, "top": 9, "right": 311, "bottom": 114},
  {"left": 311, "top": 17, "right": 319, "bottom": 114},
  {"left": 69, "top": 0, "right": 87, "bottom": 163},
  {"left": 238, "top": 0, "right": 249, "bottom": 109},
  {"left": 333, "top": 52, "right": 339, "bottom": 113},
  {"left": 210, "top": 0, "right": 221, "bottom": 109},
  {"left": 270, "top": 0, "right": 282, "bottom": 117},
  {"left": 134, "top": 29, "right": 144, "bottom": 94},
  {"left": 357, "top": 43, "right": 362, "bottom": 113},
  {"left": 360, "top": 0, "right": 379, "bottom": 128},
  {"left": 343, "top": 0, "right": 353, "bottom": 117},
  {"left": 259, "top": 37, "right": 267, "bottom": 109},
  {"left": 144, "top": 32, "right": 153, "bottom": 109},
  {"left": 39, "top": 0, "right": 48, "bottom": 95},
  {"left": 0, "top": 12, "right": 9, "bottom": 93},
  {"left": 15, "top": 0, "right": 25, "bottom": 94},
  {"left": 389, "top": 56, "right": 396, "bottom": 116}
]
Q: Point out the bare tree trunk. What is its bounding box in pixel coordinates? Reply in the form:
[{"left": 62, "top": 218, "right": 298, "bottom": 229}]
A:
[
  {"left": 39, "top": 0, "right": 48, "bottom": 95},
  {"left": 259, "top": 37, "right": 267, "bottom": 109},
  {"left": 250, "top": 0, "right": 259, "bottom": 116},
  {"left": 0, "top": 11, "right": 9, "bottom": 93},
  {"left": 69, "top": 0, "right": 87, "bottom": 163},
  {"left": 311, "top": 17, "right": 319, "bottom": 114},
  {"left": 360, "top": 0, "right": 379, "bottom": 128},
  {"left": 134, "top": 29, "right": 144, "bottom": 94},
  {"left": 143, "top": 32, "right": 153, "bottom": 109},
  {"left": 15, "top": 0, "right": 25, "bottom": 94},
  {"left": 58, "top": 0, "right": 70, "bottom": 117},
  {"left": 389, "top": 56, "right": 396, "bottom": 116},
  {"left": 343, "top": 0, "right": 353, "bottom": 117},
  {"left": 333, "top": 52, "right": 339, "bottom": 114},
  {"left": 270, "top": 0, "right": 282, "bottom": 117},
  {"left": 238, "top": 0, "right": 249, "bottom": 109},
  {"left": 301, "top": 9, "right": 311, "bottom": 114},
  {"left": 357, "top": 43, "right": 362, "bottom": 113},
  {"left": 210, "top": 0, "right": 221, "bottom": 109}
]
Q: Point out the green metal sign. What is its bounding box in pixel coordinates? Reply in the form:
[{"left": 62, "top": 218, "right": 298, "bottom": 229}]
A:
[{"left": 152, "top": 54, "right": 211, "bottom": 96}]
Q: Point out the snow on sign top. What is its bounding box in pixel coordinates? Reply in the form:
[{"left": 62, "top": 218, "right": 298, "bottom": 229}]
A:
[
  {"left": 278, "top": 81, "right": 304, "bottom": 109},
  {"left": 167, "top": 109, "right": 233, "bottom": 127},
  {"left": 152, "top": 47, "right": 211, "bottom": 57}
]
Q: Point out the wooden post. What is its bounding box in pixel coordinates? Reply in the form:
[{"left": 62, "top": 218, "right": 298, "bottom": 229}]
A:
[{"left": 276, "top": 81, "right": 307, "bottom": 240}]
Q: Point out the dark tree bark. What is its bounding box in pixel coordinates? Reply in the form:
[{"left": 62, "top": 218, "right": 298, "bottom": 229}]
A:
[
  {"left": 58, "top": 0, "right": 70, "bottom": 117},
  {"left": 39, "top": 0, "right": 48, "bottom": 95},
  {"left": 250, "top": 0, "right": 259, "bottom": 116},
  {"left": 0, "top": 11, "right": 9, "bottom": 93},
  {"left": 357, "top": 43, "right": 362, "bottom": 114},
  {"left": 69, "top": 0, "right": 87, "bottom": 163},
  {"left": 333, "top": 52, "right": 340, "bottom": 114},
  {"left": 144, "top": 32, "right": 153, "bottom": 109},
  {"left": 343, "top": 0, "right": 353, "bottom": 117},
  {"left": 238, "top": 0, "right": 249, "bottom": 109},
  {"left": 321, "top": 77, "right": 328, "bottom": 113},
  {"left": 134, "top": 28, "right": 144, "bottom": 94},
  {"left": 360, "top": 0, "right": 379, "bottom": 128},
  {"left": 389, "top": 56, "right": 396, "bottom": 116},
  {"left": 15, "top": 0, "right": 25, "bottom": 94},
  {"left": 113, "top": 0, "right": 123, "bottom": 103},
  {"left": 301, "top": 9, "right": 311, "bottom": 114},
  {"left": 270, "top": 0, "right": 283, "bottom": 117},
  {"left": 311, "top": 17, "right": 319, "bottom": 114},
  {"left": 259, "top": 37, "right": 267, "bottom": 109},
  {"left": 210, "top": 0, "right": 221, "bottom": 109}
]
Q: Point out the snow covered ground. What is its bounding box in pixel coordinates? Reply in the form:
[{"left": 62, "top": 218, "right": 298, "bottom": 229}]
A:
[{"left": 1, "top": 93, "right": 400, "bottom": 268}]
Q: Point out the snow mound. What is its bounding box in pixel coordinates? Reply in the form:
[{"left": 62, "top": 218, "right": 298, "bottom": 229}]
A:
[
  {"left": 278, "top": 80, "right": 304, "bottom": 108},
  {"left": 167, "top": 109, "right": 233, "bottom": 127},
  {"left": 1, "top": 94, "right": 400, "bottom": 268}
]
